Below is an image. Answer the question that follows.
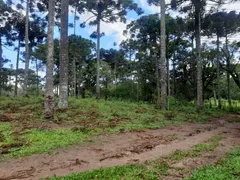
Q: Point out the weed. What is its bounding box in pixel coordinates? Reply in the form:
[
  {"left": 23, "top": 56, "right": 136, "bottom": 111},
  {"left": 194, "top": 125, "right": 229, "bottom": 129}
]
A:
[
  {"left": 47, "top": 164, "right": 158, "bottom": 180},
  {"left": 185, "top": 147, "right": 240, "bottom": 180},
  {"left": 1, "top": 129, "right": 89, "bottom": 159},
  {"left": 167, "top": 134, "right": 178, "bottom": 141},
  {"left": 228, "top": 117, "right": 240, "bottom": 123},
  {"left": 169, "top": 150, "right": 190, "bottom": 161},
  {"left": 0, "top": 97, "right": 226, "bottom": 158}
]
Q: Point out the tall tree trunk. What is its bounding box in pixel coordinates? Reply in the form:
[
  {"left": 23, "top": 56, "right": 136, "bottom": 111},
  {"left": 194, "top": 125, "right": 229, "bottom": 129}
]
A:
[
  {"left": 73, "top": 58, "right": 76, "bottom": 96},
  {"left": 14, "top": 38, "right": 21, "bottom": 96},
  {"left": 172, "top": 60, "right": 176, "bottom": 96},
  {"left": 172, "top": 37, "right": 177, "bottom": 96},
  {"left": 23, "top": 0, "right": 30, "bottom": 96},
  {"left": 191, "top": 35, "right": 197, "bottom": 104},
  {"left": 0, "top": 36, "right": 2, "bottom": 72},
  {"left": 225, "top": 34, "right": 231, "bottom": 106},
  {"left": 74, "top": 7, "right": 77, "bottom": 36},
  {"left": 213, "top": 85, "right": 217, "bottom": 106},
  {"left": 137, "top": 80, "right": 139, "bottom": 102},
  {"left": 167, "top": 57, "right": 170, "bottom": 96},
  {"left": 216, "top": 35, "right": 222, "bottom": 108},
  {"left": 73, "top": 7, "right": 77, "bottom": 97},
  {"left": 166, "top": 34, "right": 170, "bottom": 97},
  {"left": 58, "top": 0, "right": 69, "bottom": 109},
  {"left": 77, "top": 72, "right": 81, "bottom": 97},
  {"left": 77, "top": 60, "right": 82, "bottom": 97},
  {"left": 114, "top": 59, "right": 117, "bottom": 88},
  {"left": 36, "top": 58, "right": 39, "bottom": 96},
  {"left": 96, "top": 13, "right": 101, "bottom": 99},
  {"left": 56, "top": 85, "right": 59, "bottom": 96},
  {"left": 195, "top": 4, "right": 203, "bottom": 111},
  {"left": 155, "top": 52, "right": 160, "bottom": 108},
  {"left": 0, "top": 36, "right": 3, "bottom": 96},
  {"left": 160, "top": 0, "right": 167, "bottom": 110},
  {"left": 44, "top": 0, "right": 55, "bottom": 120}
]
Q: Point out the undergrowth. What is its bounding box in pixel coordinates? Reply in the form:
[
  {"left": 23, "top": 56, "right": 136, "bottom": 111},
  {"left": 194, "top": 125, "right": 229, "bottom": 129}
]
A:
[
  {"left": 0, "top": 97, "right": 227, "bottom": 159},
  {"left": 185, "top": 147, "right": 240, "bottom": 180}
]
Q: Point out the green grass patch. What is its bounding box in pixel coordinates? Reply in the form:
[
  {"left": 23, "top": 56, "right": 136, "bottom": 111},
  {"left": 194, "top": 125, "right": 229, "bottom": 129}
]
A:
[
  {"left": 46, "top": 164, "right": 158, "bottom": 180},
  {"left": 0, "top": 97, "right": 226, "bottom": 158},
  {"left": 228, "top": 117, "right": 240, "bottom": 123},
  {"left": 5, "top": 129, "right": 89, "bottom": 158},
  {"left": 165, "top": 136, "right": 222, "bottom": 162},
  {"left": 185, "top": 147, "right": 240, "bottom": 180},
  {"left": 0, "top": 122, "right": 13, "bottom": 146},
  {"left": 206, "top": 98, "right": 240, "bottom": 113}
]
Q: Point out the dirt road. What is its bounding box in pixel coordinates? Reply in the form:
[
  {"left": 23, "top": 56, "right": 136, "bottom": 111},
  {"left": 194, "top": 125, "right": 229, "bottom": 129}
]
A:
[{"left": 0, "top": 114, "right": 239, "bottom": 180}]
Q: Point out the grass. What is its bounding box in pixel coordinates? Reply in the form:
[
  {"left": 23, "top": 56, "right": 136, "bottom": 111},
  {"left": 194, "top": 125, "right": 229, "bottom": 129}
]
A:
[
  {"left": 8, "top": 129, "right": 88, "bottom": 158},
  {"left": 47, "top": 165, "right": 158, "bottom": 180},
  {"left": 165, "top": 136, "right": 222, "bottom": 162},
  {"left": 185, "top": 147, "right": 240, "bottom": 180},
  {"left": 228, "top": 117, "right": 240, "bottom": 123},
  {"left": 0, "top": 125, "right": 91, "bottom": 160},
  {"left": 206, "top": 98, "right": 240, "bottom": 113},
  {"left": 0, "top": 96, "right": 226, "bottom": 159},
  {"left": 0, "top": 122, "right": 15, "bottom": 151},
  {"left": 46, "top": 136, "right": 223, "bottom": 180}
]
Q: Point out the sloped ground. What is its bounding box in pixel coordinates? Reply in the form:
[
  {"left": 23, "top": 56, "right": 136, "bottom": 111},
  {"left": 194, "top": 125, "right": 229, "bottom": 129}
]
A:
[
  {"left": 0, "top": 114, "right": 239, "bottom": 180},
  {"left": 0, "top": 97, "right": 225, "bottom": 159}
]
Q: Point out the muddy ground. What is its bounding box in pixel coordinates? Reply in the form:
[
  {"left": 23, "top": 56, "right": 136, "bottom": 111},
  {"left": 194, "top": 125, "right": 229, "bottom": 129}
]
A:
[{"left": 0, "top": 114, "right": 239, "bottom": 180}]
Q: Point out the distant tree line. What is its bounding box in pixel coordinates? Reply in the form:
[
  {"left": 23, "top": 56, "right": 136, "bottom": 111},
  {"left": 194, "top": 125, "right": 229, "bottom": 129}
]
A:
[{"left": 0, "top": 0, "right": 239, "bottom": 119}]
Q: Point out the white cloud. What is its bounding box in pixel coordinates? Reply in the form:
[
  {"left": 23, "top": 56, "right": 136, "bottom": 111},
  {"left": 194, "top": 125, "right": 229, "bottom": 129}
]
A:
[
  {"left": 139, "top": 0, "right": 159, "bottom": 14},
  {"left": 137, "top": 0, "right": 173, "bottom": 14},
  {"left": 101, "top": 20, "right": 130, "bottom": 43},
  {"left": 137, "top": 0, "right": 240, "bottom": 14},
  {"left": 220, "top": 1, "right": 240, "bottom": 12},
  {"left": 79, "top": 11, "right": 131, "bottom": 45}
]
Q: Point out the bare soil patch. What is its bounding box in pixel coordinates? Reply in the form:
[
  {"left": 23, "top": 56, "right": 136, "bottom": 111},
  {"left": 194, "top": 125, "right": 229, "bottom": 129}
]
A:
[
  {"left": 163, "top": 125, "right": 240, "bottom": 180},
  {"left": 0, "top": 114, "right": 239, "bottom": 180}
]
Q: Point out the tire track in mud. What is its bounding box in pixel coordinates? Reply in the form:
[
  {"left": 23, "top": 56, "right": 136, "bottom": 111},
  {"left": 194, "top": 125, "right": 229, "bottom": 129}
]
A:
[
  {"left": 163, "top": 125, "right": 240, "bottom": 180},
  {"left": 0, "top": 114, "right": 239, "bottom": 180}
]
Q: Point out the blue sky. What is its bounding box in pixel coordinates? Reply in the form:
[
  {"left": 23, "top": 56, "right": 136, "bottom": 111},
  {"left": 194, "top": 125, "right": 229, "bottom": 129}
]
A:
[
  {"left": 2, "top": 0, "right": 240, "bottom": 72},
  {"left": 3, "top": 0, "right": 158, "bottom": 71}
]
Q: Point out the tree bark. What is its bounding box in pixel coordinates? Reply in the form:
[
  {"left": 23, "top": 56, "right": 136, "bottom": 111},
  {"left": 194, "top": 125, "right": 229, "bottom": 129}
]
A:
[
  {"left": 44, "top": 0, "right": 55, "bottom": 120},
  {"left": 195, "top": 3, "right": 203, "bottom": 112},
  {"left": 213, "top": 85, "right": 217, "bottom": 106},
  {"left": 225, "top": 35, "right": 231, "bottom": 106},
  {"left": 96, "top": 13, "right": 101, "bottom": 99},
  {"left": 190, "top": 35, "right": 197, "bottom": 104},
  {"left": 23, "top": 0, "right": 30, "bottom": 96},
  {"left": 0, "top": 37, "right": 2, "bottom": 72},
  {"left": 73, "top": 7, "right": 77, "bottom": 97},
  {"left": 167, "top": 57, "right": 170, "bottom": 96},
  {"left": 216, "top": 35, "right": 222, "bottom": 108},
  {"left": 160, "top": 0, "right": 167, "bottom": 110},
  {"left": 14, "top": 38, "right": 21, "bottom": 96},
  {"left": 166, "top": 34, "right": 170, "bottom": 97},
  {"left": 155, "top": 52, "right": 160, "bottom": 108},
  {"left": 36, "top": 58, "right": 39, "bottom": 96},
  {"left": 77, "top": 72, "right": 81, "bottom": 97},
  {"left": 73, "top": 58, "right": 76, "bottom": 96},
  {"left": 56, "top": 85, "right": 59, "bottom": 96},
  {"left": 173, "top": 60, "right": 176, "bottom": 96},
  {"left": 172, "top": 37, "right": 177, "bottom": 96},
  {"left": 0, "top": 36, "right": 3, "bottom": 96},
  {"left": 58, "top": 0, "right": 69, "bottom": 109},
  {"left": 114, "top": 58, "right": 117, "bottom": 88},
  {"left": 77, "top": 61, "right": 82, "bottom": 97},
  {"left": 230, "top": 72, "right": 240, "bottom": 89}
]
